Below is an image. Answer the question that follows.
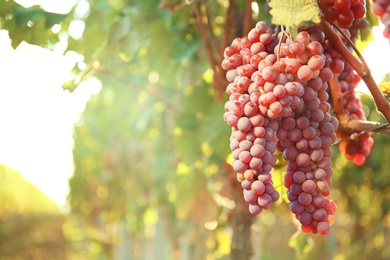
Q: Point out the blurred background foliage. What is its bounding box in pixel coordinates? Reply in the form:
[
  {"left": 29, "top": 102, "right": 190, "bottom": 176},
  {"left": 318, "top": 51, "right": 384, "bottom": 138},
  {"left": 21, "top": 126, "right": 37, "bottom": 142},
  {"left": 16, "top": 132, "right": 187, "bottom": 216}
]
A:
[{"left": 1, "top": 0, "right": 390, "bottom": 259}]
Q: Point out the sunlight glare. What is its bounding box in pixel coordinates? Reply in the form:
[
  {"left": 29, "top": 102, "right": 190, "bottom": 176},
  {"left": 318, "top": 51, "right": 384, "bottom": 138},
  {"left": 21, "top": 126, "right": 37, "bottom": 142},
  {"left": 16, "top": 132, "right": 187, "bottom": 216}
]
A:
[
  {"left": 0, "top": 30, "right": 101, "bottom": 207},
  {"left": 15, "top": 0, "right": 76, "bottom": 14}
]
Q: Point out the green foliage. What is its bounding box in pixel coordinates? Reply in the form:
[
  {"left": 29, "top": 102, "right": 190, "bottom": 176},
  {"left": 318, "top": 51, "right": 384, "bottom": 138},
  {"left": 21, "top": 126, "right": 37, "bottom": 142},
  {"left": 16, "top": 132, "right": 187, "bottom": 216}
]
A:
[
  {"left": 68, "top": 84, "right": 157, "bottom": 258},
  {"left": 288, "top": 231, "right": 314, "bottom": 258},
  {"left": 174, "top": 82, "right": 230, "bottom": 164},
  {"left": 63, "top": 1, "right": 238, "bottom": 257},
  {"left": 13, "top": 6, "right": 67, "bottom": 28},
  {"left": 0, "top": 0, "right": 67, "bottom": 48}
]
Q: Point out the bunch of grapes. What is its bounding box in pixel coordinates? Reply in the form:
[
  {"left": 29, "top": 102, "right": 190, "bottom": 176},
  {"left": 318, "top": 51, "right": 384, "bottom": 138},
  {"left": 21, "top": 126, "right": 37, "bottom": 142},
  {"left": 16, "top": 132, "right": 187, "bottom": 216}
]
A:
[
  {"left": 372, "top": 0, "right": 390, "bottom": 40},
  {"left": 274, "top": 30, "right": 339, "bottom": 235},
  {"left": 319, "top": 6, "right": 375, "bottom": 165},
  {"left": 335, "top": 60, "right": 374, "bottom": 165},
  {"left": 222, "top": 22, "right": 341, "bottom": 234},
  {"left": 222, "top": 22, "right": 281, "bottom": 215},
  {"left": 318, "top": 0, "right": 367, "bottom": 28},
  {"left": 219, "top": 0, "right": 385, "bottom": 237}
]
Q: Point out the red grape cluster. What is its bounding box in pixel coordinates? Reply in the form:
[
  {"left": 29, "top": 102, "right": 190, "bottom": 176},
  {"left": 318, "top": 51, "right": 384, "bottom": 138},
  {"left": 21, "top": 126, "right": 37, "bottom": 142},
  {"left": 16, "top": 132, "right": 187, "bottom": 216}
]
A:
[
  {"left": 318, "top": 0, "right": 366, "bottom": 28},
  {"left": 222, "top": 22, "right": 339, "bottom": 234},
  {"left": 275, "top": 30, "right": 339, "bottom": 235},
  {"left": 336, "top": 60, "right": 374, "bottom": 166},
  {"left": 319, "top": 4, "right": 375, "bottom": 165},
  {"left": 223, "top": 21, "right": 280, "bottom": 215},
  {"left": 372, "top": 0, "right": 390, "bottom": 40}
]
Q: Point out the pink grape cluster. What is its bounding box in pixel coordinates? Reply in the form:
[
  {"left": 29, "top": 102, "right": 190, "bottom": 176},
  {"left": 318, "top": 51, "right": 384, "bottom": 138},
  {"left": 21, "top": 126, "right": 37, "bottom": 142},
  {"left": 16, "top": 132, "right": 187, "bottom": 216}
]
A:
[
  {"left": 372, "top": 0, "right": 390, "bottom": 40},
  {"left": 222, "top": 21, "right": 340, "bottom": 234},
  {"left": 336, "top": 60, "right": 374, "bottom": 166},
  {"left": 274, "top": 30, "right": 338, "bottom": 235},
  {"left": 318, "top": 0, "right": 367, "bottom": 28},
  {"left": 223, "top": 21, "right": 280, "bottom": 215}
]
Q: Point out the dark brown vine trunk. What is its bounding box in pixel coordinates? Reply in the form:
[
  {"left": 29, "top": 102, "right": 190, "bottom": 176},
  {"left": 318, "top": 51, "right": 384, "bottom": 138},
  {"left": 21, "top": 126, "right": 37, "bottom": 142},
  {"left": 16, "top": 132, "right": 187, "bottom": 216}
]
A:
[{"left": 226, "top": 165, "right": 256, "bottom": 260}]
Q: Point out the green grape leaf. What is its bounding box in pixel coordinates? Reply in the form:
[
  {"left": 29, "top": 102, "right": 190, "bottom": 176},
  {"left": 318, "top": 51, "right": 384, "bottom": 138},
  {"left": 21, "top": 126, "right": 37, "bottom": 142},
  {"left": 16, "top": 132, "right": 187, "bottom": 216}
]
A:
[
  {"left": 3, "top": 5, "right": 68, "bottom": 48},
  {"left": 13, "top": 6, "right": 44, "bottom": 27},
  {"left": 13, "top": 6, "right": 67, "bottom": 29},
  {"left": 268, "top": 0, "right": 320, "bottom": 27},
  {"left": 43, "top": 12, "right": 68, "bottom": 28}
]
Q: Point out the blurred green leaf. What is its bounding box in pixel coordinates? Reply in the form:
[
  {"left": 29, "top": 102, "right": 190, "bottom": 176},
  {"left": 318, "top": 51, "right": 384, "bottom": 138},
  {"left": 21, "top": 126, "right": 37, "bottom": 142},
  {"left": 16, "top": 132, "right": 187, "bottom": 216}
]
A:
[
  {"left": 13, "top": 6, "right": 67, "bottom": 28},
  {"left": 44, "top": 12, "right": 68, "bottom": 28},
  {"left": 288, "top": 231, "right": 314, "bottom": 258},
  {"left": 13, "top": 6, "right": 45, "bottom": 27},
  {"left": 107, "top": 15, "right": 131, "bottom": 46}
]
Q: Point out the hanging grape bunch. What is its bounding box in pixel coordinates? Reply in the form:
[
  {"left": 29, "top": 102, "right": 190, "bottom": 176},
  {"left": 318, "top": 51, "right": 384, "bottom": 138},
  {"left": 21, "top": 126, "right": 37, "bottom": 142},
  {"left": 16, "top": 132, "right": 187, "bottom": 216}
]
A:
[{"left": 222, "top": 0, "right": 390, "bottom": 235}]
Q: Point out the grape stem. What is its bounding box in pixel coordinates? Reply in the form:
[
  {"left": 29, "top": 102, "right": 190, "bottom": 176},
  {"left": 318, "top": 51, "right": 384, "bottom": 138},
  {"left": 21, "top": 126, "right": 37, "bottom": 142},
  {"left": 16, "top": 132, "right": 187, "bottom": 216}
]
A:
[
  {"left": 338, "top": 115, "right": 390, "bottom": 136},
  {"left": 329, "top": 74, "right": 345, "bottom": 116},
  {"left": 320, "top": 19, "right": 390, "bottom": 124}
]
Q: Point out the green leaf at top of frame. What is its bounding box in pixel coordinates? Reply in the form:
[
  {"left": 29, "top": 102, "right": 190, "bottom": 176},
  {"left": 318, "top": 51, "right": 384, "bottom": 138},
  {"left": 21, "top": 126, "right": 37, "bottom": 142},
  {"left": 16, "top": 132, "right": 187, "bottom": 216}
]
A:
[
  {"left": 13, "top": 5, "right": 67, "bottom": 29},
  {"left": 268, "top": 0, "right": 320, "bottom": 27}
]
